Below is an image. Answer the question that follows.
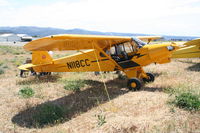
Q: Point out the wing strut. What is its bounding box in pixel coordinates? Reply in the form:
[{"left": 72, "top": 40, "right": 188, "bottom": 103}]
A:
[{"left": 92, "top": 41, "right": 111, "bottom": 101}]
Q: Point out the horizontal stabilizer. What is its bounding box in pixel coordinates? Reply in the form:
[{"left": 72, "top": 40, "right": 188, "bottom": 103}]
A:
[{"left": 18, "top": 64, "right": 36, "bottom": 71}]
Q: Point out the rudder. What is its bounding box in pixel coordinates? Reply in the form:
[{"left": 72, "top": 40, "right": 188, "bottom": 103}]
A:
[{"left": 32, "top": 51, "right": 53, "bottom": 65}]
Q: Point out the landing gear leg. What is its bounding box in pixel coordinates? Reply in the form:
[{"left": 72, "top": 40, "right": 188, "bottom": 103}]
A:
[
  {"left": 142, "top": 72, "right": 155, "bottom": 83},
  {"left": 124, "top": 67, "right": 155, "bottom": 91}
]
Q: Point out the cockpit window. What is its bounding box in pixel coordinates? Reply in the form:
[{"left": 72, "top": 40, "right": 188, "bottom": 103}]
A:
[
  {"left": 110, "top": 46, "right": 116, "bottom": 55},
  {"left": 124, "top": 42, "right": 134, "bottom": 53},
  {"left": 132, "top": 37, "right": 147, "bottom": 48}
]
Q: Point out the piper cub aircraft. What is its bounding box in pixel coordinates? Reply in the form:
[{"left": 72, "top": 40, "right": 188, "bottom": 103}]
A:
[{"left": 19, "top": 34, "right": 179, "bottom": 91}]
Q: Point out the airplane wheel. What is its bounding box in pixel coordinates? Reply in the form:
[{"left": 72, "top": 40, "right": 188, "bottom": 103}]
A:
[
  {"left": 143, "top": 72, "right": 155, "bottom": 83},
  {"left": 127, "top": 78, "right": 142, "bottom": 91},
  {"left": 20, "top": 70, "right": 29, "bottom": 78}
]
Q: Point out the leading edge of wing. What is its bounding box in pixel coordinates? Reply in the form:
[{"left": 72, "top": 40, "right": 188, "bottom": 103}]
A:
[
  {"left": 137, "top": 36, "right": 163, "bottom": 41},
  {"left": 24, "top": 34, "right": 132, "bottom": 51}
]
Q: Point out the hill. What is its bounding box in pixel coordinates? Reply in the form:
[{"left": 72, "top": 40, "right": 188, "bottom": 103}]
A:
[{"left": 0, "top": 26, "right": 198, "bottom": 41}]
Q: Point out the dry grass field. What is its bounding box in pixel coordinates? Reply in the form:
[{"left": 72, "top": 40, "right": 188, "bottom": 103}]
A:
[{"left": 0, "top": 43, "right": 199, "bottom": 133}]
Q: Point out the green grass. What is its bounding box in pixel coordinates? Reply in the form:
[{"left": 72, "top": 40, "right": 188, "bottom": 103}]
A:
[
  {"left": 96, "top": 114, "right": 106, "bottom": 127},
  {"left": 0, "top": 68, "right": 4, "bottom": 75},
  {"left": 18, "top": 86, "right": 35, "bottom": 98},
  {"left": 170, "top": 92, "right": 200, "bottom": 111},
  {"left": 2, "top": 65, "right": 8, "bottom": 69},
  {"left": 0, "top": 61, "right": 3, "bottom": 66},
  {"left": 163, "top": 87, "right": 177, "bottom": 95},
  {"left": 11, "top": 58, "right": 24, "bottom": 67},
  {"left": 0, "top": 45, "right": 25, "bottom": 55},
  {"left": 0, "top": 61, "right": 8, "bottom": 74},
  {"left": 165, "top": 84, "right": 200, "bottom": 111},
  {"left": 163, "top": 83, "right": 197, "bottom": 95},
  {"left": 33, "top": 103, "right": 66, "bottom": 127},
  {"left": 63, "top": 79, "right": 86, "bottom": 91}
]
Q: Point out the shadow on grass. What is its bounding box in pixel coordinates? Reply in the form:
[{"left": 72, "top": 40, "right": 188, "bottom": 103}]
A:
[
  {"left": 142, "top": 86, "right": 166, "bottom": 92},
  {"left": 12, "top": 78, "right": 128, "bottom": 128},
  {"left": 176, "top": 59, "right": 200, "bottom": 72},
  {"left": 177, "top": 59, "right": 197, "bottom": 64},
  {"left": 151, "top": 72, "right": 162, "bottom": 77},
  {"left": 187, "top": 63, "right": 200, "bottom": 72},
  {"left": 12, "top": 74, "right": 165, "bottom": 128},
  {"left": 17, "top": 74, "right": 62, "bottom": 85}
]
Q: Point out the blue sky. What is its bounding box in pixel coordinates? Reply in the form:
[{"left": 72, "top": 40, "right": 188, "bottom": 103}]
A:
[{"left": 1, "top": 0, "right": 200, "bottom": 36}]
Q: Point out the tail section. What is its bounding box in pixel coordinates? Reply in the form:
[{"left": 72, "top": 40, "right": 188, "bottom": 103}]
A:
[
  {"left": 32, "top": 51, "right": 53, "bottom": 65},
  {"left": 18, "top": 51, "right": 53, "bottom": 73}
]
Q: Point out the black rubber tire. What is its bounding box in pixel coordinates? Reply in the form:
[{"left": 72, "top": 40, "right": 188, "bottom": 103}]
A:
[
  {"left": 143, "top": 72, "right": 155, "bottom": 83},
  {"left": 127, "top": 78, "right": 142, "bottom": 91}
]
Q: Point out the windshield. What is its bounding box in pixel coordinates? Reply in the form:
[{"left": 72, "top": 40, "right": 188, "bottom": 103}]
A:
[{"left": 131, "top": 37, "right": 147, "bottom": 48}]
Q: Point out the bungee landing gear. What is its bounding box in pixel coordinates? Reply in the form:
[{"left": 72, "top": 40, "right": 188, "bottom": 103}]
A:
[
  {"left": 142, "top": 72, "right": 155, "bottom": 83},
  {"left": 124, "top": 68, "right": 155, "bottom": 91}
]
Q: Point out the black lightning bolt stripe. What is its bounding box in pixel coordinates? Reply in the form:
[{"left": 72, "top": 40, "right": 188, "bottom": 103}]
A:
[
  {"left": 132, "top": 53, "right": 146, "bottom": 58},
  {"left": 91, "top": 59, "right": 109, "bottom": 63},
  {"left": 101, "top": 59, "right": 109, "bottom": 61}
]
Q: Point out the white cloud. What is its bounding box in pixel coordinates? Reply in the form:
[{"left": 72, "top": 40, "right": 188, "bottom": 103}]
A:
[
  {"left": 0, "top": 0, "right": 200, "bottom": 36},
  {"left": 0, "top": 0, "right": 9, "bottom": 6}
]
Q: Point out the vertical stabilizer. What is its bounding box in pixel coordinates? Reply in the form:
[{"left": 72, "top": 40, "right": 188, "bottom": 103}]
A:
[{"left": 32, "top": 51, "right": 53, "bottom": 65}]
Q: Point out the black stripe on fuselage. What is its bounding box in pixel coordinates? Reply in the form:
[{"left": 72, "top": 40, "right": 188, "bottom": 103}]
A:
[
  {"left": 132, "top": 53, "right": 146, "bottom": 58},
  {"left": 91, "top": 59, "right": 109, "bottom": 63}
]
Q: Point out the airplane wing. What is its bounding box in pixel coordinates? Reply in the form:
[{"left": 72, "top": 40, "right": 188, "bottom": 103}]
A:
[
  {"left": 24, "top": 34, "right": 132, "bottom": 51},
  {"left": 183, "top": 38, "right": 200, "bottom": 46},
  {"left": 137, "top": 36, "right": 162, "bottom": 43},
  {"left": 172, "top": 38, "right": 200, "bottom": 58}
]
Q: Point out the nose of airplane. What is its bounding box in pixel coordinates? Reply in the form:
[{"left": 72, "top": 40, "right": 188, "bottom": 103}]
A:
[
  {"left": 142, "top": 43, "right": 179, "bottom": 65},
  {"left": 166, "top": 43, "right": 180, "bottom": 51},
  {"left": 131, "top": 43, "right": 180, "bottom": 67},
  {"left": 148, "top": 43, "right": 180, "bottom": 64}
]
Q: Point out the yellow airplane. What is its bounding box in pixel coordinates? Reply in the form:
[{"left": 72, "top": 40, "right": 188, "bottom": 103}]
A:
[
  {"left": 172, "top": 38, "right": 200, "bottom": 58},
  {"left": 18, "top": 34, "right": 179, "bottom": 91}
]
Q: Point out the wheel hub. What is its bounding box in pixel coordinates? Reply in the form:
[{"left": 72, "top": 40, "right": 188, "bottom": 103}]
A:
[{"left": 131, "top": 82, "right": 136, "bottom": 88}]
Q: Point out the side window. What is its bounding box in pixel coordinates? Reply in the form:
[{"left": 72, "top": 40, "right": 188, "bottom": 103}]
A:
[
  {"left": 116, "top": 45, "right": 124, "bottom": 55},
  {"left": 130, "top": 41, "right": 138, "bottom": 52},
  {"left": 110, "top": 46, "right": 116, "bottom": 55},
  {"left": 124, "top": 42, "right": 133, "bottom": 53}
]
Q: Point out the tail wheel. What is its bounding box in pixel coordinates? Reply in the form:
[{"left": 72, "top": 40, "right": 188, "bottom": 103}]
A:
[
  {"left": 143, "top": 72, "right": 155, "bottom": 83},
  {"left": 127, "top": 78, "right": 142, "bottom": 91},
  {"left": 20, "top": 70, "right": 29, "bottom": 78}
]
